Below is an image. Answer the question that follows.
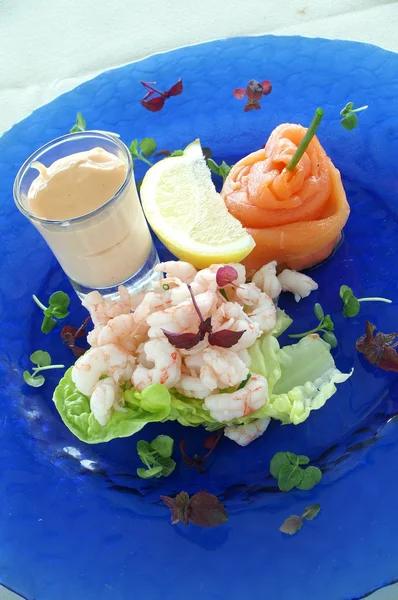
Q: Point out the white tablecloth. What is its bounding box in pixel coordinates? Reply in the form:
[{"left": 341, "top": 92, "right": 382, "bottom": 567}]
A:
[
  {"left": 1, "top": 1, "right": 397, "bottom": 598},
  {"left": 0, "top": 0, "right": 397, "bottom": 135}
]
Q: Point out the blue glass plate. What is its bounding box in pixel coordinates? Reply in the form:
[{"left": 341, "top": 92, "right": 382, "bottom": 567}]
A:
[{"left": 1, "top": 36, "right": 398, "bottom": 600}]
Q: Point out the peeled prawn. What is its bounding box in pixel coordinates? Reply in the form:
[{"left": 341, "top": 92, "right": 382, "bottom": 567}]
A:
[
  {"left": 236, "top": 283, "right": 276, "bottom": 333},
  {"left": 146, "top": 291, "right": 217, "bottom": 338},
  {"left": 155, "top": 261, "right": 197, "bottom": 283},
  {"left": 71, "top": 344, "right": 135, "bottom": 397},
  {"left": 82, "top": 285, "right": 132, "bottom": 327},
  {"left": 132, "top": 338, "right": 182, "bottom": 391},
  {"left": 278, "top": 269, "right": 318, "bottom": 302},
  {"left": 204, "top": 374, "right": 269, "bottom": 422},
  {"left": 95, "top": 313, "right": 142, "bottom": 353},
  {"left": 200, "top": 347, "right": 249, "bottom": 391},
  {"left": 174, "top": 375, "right": 213, "bottom": 399},
  {"left": 90, "top": 377, "right": 125, "bottom": 426},
  {"left": 224, "top": 417, "right": 271, "bottom": 446},
  {"left": 252, "top": 261, "right": 282, "bottom": 299}
]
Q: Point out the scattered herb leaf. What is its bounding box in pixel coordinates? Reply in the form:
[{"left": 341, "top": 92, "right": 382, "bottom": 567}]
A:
[
  {"left": 280, "top": 515, "right": 303, "bottom": 535},
  {"left": 296, "top": 466, "right": 322, "bottom": 490},
  {"left": 129, "top": 138, "right": 155, "bottom": 167},
  {"left": 61, "top": 316, "right": 90, "bottom": 357},
  {"left": 280, "top": 504, "right": 321, "bottom": 535},
  {"left": 233, "top": 79, "right": 272, "bottom": 111},
  {"left": 136, "top": 435, "right": 176, "bottom": 479},
  {"left": 340, "top": 285, "right": 392, "bottom": 318},
  {"left": 302, "top": 503, "right": 321, "bottom": 520},
  {"left": 139, "top": 137, "right": 157, "bottom": 158},
  {"left": 161, "top": 490, "right": 227, "bottom": 527},
  {"left": 140, "top": 79, "right": 183, "bottom": 112},
  {"left": 340, "top": 102, "right": 368, "bottom": 130},
  {"left": 70, "top": 112, "right": 86, "bottom": 133},
  {"left": 179, "top": 429, "right": 223, "bottom": 474},
  {"left": 33, "top": 291, "right": 70, "bottom": 334},
  {"left": 207, "top": 158, "right": 233, "bottom": 182},
  {"left": 23, "top": 351, "right": 64, "bottom": 387},
  {"left": 289, "top": 303, "right": 337, "bottom": 347},
  {"left": 270, "top": 451, "right": 322, "bottom": 491},
  {"left": 356, "top": 321, "right": 398, "bottom": 372}
]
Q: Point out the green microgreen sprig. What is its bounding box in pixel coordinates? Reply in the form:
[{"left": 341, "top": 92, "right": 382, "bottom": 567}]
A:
[
  {"left": 32, "top": 291, "right": 70, "bottom": 334},
  {"left": 340, "top": 285, "right": 392, "bottom": 318},
  {"left": 23, "top": 351, "right": 65, "bottom": 388},
  {"left": 289, "top": 303, "right": 337, "bottom": 348},
  {"left": 136, "top": 435, "right": 176, "bottom": 479}
]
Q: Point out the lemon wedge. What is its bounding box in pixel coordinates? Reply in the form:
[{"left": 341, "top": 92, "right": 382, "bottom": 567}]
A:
[{"left": 140, "top": 139, "right": 255, "bottom": 268}]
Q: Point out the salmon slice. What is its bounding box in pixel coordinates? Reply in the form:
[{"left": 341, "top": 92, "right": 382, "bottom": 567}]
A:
[{"left": 221, "top": 123, "right": 350, "bottom": 276}]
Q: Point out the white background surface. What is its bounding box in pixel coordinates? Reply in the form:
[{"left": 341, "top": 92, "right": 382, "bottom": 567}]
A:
[
  {"left": 1, "top": 0, "right": 398, "bottom": 598},
  {"left": 0, "top": 0, "right": 398, "bottom": 135}
]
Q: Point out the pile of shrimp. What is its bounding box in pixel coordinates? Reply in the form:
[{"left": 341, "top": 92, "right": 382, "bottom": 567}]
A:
[{"left": 71, "top": 260, "right": 317, "bottom": 445}]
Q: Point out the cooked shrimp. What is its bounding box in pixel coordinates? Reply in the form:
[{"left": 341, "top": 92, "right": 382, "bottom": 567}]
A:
[
  {"left": 90, "top": 377, "right": 125, "bottom": 426},
  {"left": 191, "top": 263, "right": 246, "bottom": 294},
  {"left": 132, "top": 338, "right": 182, "bottom": 391},
  {"left": 72, "top": 344, "right": 135, "bottom": 397},
  {"left": 252, "top": 261, "right": 282, "bottom": 299},
  {"left": 146, "top": 291, "right": 217, "bottom": 337},
  {"left": 200, "top": 347, "right": 249, "bottom": 391},
  {"left": 155, "top": 261, "right": 197, "bottom": 283},
  {"left": 152, "top": 277, "right": 191, "bottom": 305},
  {"left": 133, "top": 290, "right": 172, "bottom": 324},
  {"left": 82, "top": 285, "right": 132, "bottom": 327},
  {"left": 174, "top": 375, "right": 213, "bottom": 399},
  {"left": 204, "top": 374, "right": 269, "bottom": 422},
  {"left": 236, "top": 283, "right": 276, "bottom": 333},
  {"left": 224, "top": 417, "right": 271, "bottom": 446},
  {"left": 95, "top": 313, "right": 141, "bottom": 353},
  {"left": 278, "top": 269, "right": 318, "bottom": 302}
]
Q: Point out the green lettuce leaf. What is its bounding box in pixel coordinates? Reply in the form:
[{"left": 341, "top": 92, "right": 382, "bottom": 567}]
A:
[
  {"left": 53, "top": 368, "right": 172, "bottom": 443},
  {"left": 272, "top": 308, "right": 293, "bottom": 338},
  {"left": 247, "top": 333, "right": 282, "bottom": 395},
  {"left": 264, "top": 335, "right": 353, "bottom": 424}
]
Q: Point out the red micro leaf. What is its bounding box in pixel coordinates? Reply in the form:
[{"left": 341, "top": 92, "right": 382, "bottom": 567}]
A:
[
  {"left": 261, "top": 80, "right": 272, "bottom": 95},
  {"left": 208, "top": 329, "right": 245, "bottom": 348},
  {"left": 166, "top": 79, "right": 183, "bottom": 97},
  {"left": 187, "top": 491, "right": 228, "bottom": 527},
  {"left": 233, "top": 87, "right": 247, "bottom": 100},
  {"left": 162, "top": 329, "right": 201, "bottom": 350},
  {"left": 216, "top": 265, "right": 239, "bottom": 288},
  {"left": 179, "top": 440, "right": 198, "bottom": 468},
  {"left": 161, "top": 491, "right": 190, "bottom": 525},
  {"left": 244, "top": 102, "right": 261, "bottom": 112},
  {"left": 246, "top": 80, "right": 265, "bottom": 103},
  {"left": 202, "top": 146, "right": 213, "bottom": 160},
  {"left": 141, "top": 96, "right": 166, "bottom": 112},
  {"left": 161, "top": 491, "right": 227, "bottom": 528},
  {"left": 356, "top": 321, "right": 398, "bottom": 372},
  {"left": 203, "top": 434, "right": 219, "bottom": 450},
  {"left": 60, "top": 317, "right": 90, "bottom": 357},
  {"left": 61, "top": 325, "right": 86, "bottom": 340},
  {"left": 198, "top": 316, "right": 212, "bottom": 340},
  {"left": 154, "top": 149, "right": 172, "bottom": 157}
]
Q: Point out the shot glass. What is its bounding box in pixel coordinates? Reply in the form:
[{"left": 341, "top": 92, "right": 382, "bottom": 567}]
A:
[{"left": 13, "top": 131, "right": 160, "bottom": 299}]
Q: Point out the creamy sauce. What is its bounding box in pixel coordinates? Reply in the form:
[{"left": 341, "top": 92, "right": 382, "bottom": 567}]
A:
[
  {"left": 28, "top": 148, "right": 126, "bottom": 220},
  {"left": 26, "top": 147, "right": 152, "bottom": 289}
]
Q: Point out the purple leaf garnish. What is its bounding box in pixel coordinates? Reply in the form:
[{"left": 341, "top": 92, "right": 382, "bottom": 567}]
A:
[
  {"left": 356, "top": 321, "right": 398, "bottom": 372},
  {"left": 161, "top": 491, "right": 190, "bottom": 525},
  {"left": 140, "top": 79, "right": 183, "bottom": 112},
  {"left": 179, "top": 429, "right": 223, "bottom": 474},
  {"left": 162, "top": 330, "right": 201, "bottom": 350},
  {"left": 198, "top": 316, "right": 212, "bottom": 340},
  {"left": 208, "top": 329, "right": 245, "bottom": 348},
  {"left": 161, "top": 491, "right": 227, "bottom": 528},
  {"left": 216, "top": 265, "right": 239, "bottom": 288},
  {"left": 233, "top": 78, "right": 272, "bottom": 112},
  {"left": 188, "top": 491, "right": 228, "bottom": 527}
]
